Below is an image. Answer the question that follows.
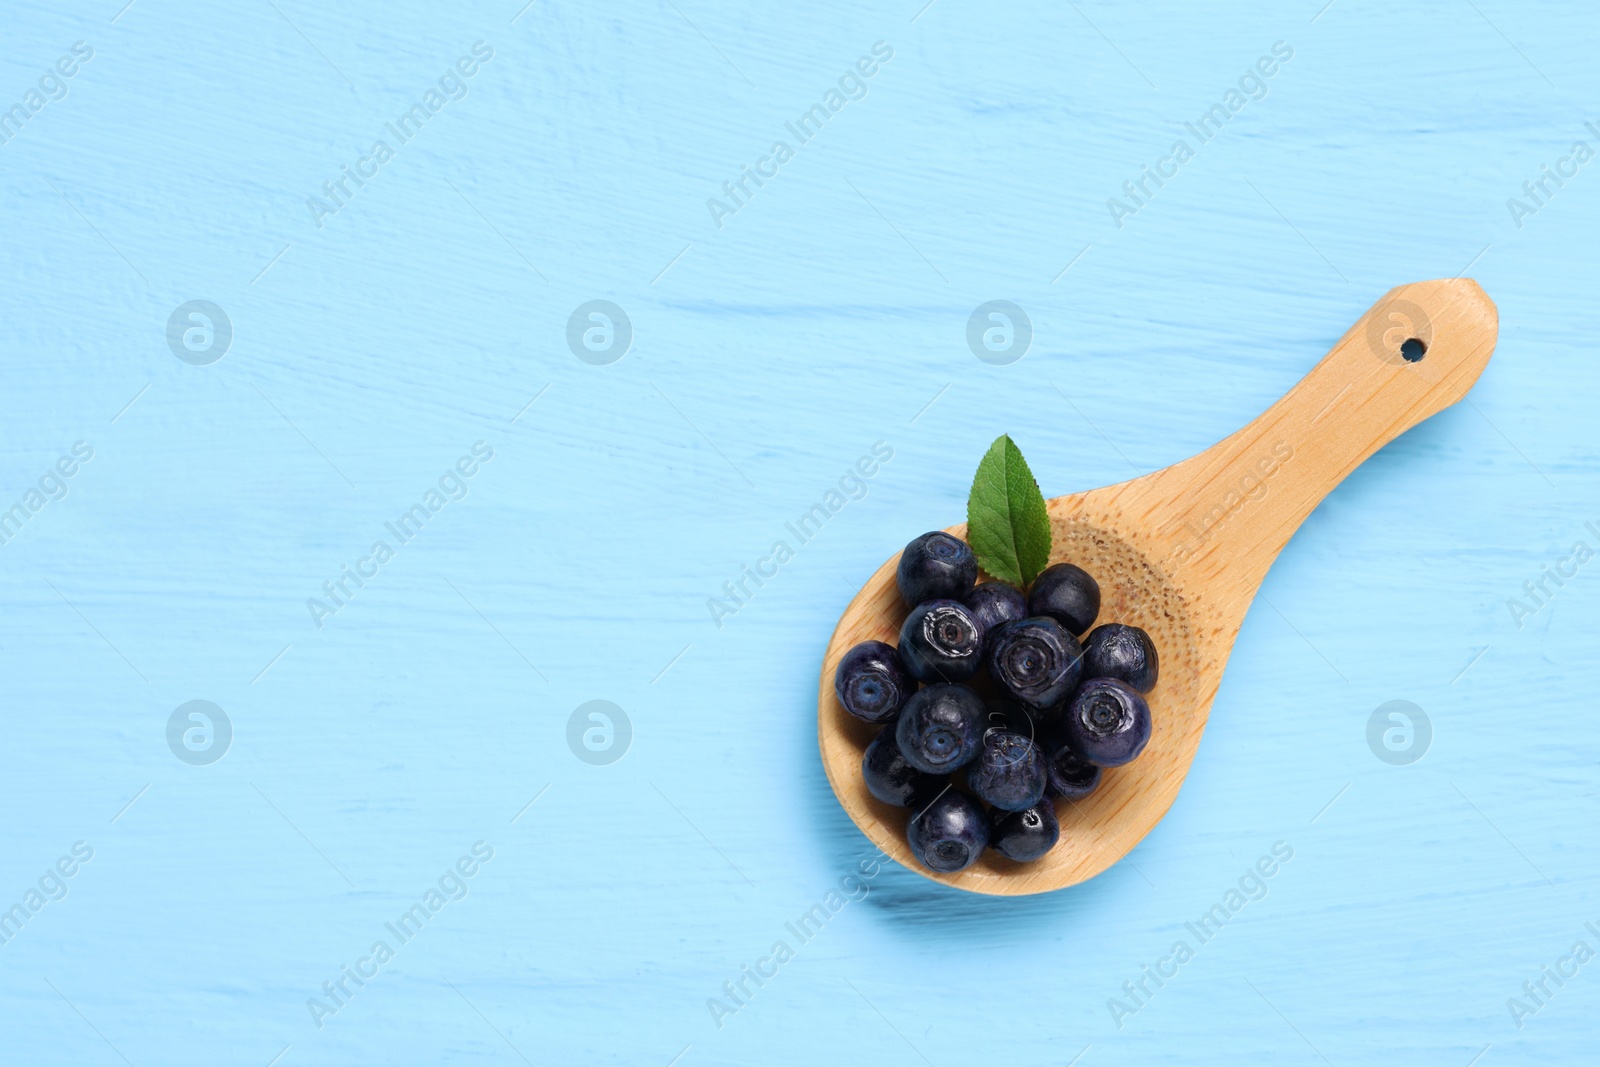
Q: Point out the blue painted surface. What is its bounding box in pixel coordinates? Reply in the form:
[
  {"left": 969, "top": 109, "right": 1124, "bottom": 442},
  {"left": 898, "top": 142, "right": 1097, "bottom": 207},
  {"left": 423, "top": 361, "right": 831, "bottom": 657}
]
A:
[{"left": 1, "top": 1, "right": 1597, "bottom": 1063}]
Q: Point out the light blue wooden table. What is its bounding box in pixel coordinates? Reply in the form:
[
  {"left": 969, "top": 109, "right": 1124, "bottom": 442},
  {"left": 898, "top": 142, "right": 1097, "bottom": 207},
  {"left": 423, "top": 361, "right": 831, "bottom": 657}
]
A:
[{"left": 2, "top": 1, "right": 1596, "bottom": 1063}]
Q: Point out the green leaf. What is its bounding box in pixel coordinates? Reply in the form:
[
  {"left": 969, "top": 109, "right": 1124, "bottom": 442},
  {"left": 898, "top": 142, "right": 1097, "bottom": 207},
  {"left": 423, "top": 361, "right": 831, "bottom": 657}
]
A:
[{"left": 966, "top": 434, "right": 1052, "bottom": 587}]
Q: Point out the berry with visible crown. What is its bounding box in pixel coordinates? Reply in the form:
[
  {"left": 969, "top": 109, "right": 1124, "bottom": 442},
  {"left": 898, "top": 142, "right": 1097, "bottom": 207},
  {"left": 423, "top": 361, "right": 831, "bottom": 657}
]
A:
[
  {"left": 898, "top": 599, "right": 984, "bottom": 683},
  {"left": 987, "top": 616, "right": 1084, "bottom": 710},
  {"left": 907, "top": 788, "right": 989, "bottom": 873},
  {"left": 895, "top": 683, "right": 986, "bottom": 774},
  {"left": 834, "top": 640, "right": 916, "bottom": 723},
  {"left": 897, "top": 531, "right": 977, "bottom": 607},
  {"left": 1063, "top": 678, "right": 1151, "bottom": 767}
]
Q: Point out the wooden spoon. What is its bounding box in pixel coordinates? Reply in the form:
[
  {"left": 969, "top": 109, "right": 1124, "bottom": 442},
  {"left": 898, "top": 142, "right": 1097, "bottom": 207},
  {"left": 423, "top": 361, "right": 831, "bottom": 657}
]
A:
[{"left": 818, "top": 279, "right": 1498, "bottom": 895}]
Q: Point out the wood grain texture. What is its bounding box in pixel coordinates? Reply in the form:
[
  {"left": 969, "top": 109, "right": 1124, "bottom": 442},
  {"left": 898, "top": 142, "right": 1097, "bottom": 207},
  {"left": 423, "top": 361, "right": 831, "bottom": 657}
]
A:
[{"left": 820, "top": 279, "right": 1498, "bottom": 893}]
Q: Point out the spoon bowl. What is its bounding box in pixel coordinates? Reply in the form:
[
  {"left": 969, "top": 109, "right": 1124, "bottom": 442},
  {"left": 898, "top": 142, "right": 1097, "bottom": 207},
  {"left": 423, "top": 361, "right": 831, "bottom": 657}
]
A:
[{"left": 818, "top": 279, "right": 1499, "bottom": 895}]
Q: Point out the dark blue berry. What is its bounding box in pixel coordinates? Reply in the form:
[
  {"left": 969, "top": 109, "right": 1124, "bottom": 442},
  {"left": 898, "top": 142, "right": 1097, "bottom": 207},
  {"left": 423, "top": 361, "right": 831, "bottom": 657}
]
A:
[
  {"left": 1045, "top": 744, "right": 1103, "bottom": 800},
  {"left": 897, "top": 531, "right": 977, "bottom": 607},
  {"left": 862, "top": 729, "right": 939, "bottom": 807},
  {"left": 989, "top": 800, "right": 1060, "bottom": 862},
  {"left": 1063, "top": 678, "right": 1151, "bottom": 767},
  {"left": 966, "top": 729, "right": 1047, "bottom": 811},
  {"left": 906, "top": 787, "right": 989, "bottom": 873},
  {"left": 898, "top": 599, "right": 983, "bottom": 683},
  {"left": 964, "top": 581, "right": 1027, "bottom": 646},
  {"left": 834, "top": 640, "right": 916, "bottom": 723},
  {"left": 987, "top": 617, "right": 1084, "bottom": 710},
  {"left": 1082, "top": 623, "right": 1159, "bottom": 693},
  {"left": 895, "top": 683, "right": 985, "bottom": 774},
  {"left": 1028, "top": 563, "right": 1100, "bottom": 636}
]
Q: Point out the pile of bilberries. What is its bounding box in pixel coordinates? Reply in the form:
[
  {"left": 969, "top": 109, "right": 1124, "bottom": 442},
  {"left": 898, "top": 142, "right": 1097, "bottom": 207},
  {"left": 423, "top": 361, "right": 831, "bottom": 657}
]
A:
[{"left": 835, "top": 531, "right": 1159, "bottom": 873}]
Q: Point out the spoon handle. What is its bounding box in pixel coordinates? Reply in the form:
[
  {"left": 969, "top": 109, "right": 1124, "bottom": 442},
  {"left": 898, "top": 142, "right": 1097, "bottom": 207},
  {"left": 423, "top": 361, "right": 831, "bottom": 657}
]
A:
[{"left": 1128, "top": 278, "right": 1498, "bottom": 614}]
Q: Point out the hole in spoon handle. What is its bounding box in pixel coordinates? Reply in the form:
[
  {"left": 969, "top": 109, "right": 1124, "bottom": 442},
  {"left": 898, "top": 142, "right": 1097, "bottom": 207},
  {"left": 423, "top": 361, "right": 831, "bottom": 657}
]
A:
[{"left": 1138, "top": 279, "right": 1498, "bottom": 597}]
